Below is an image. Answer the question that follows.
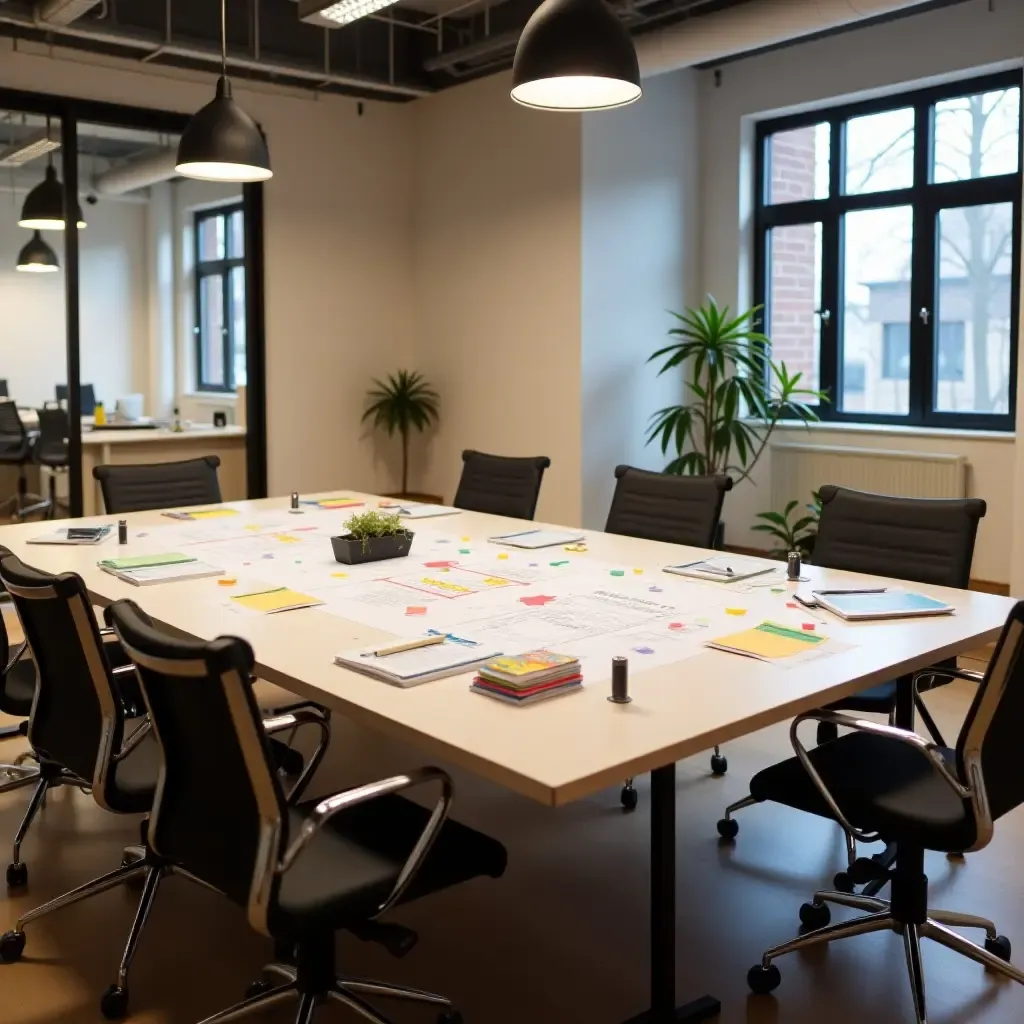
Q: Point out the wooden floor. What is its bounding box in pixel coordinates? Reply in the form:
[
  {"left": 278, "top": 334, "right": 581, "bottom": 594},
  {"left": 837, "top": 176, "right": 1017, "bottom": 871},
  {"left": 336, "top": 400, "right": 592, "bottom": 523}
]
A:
[{"left": 0, "top": 640, "right": 1021, "bottom": 1024}]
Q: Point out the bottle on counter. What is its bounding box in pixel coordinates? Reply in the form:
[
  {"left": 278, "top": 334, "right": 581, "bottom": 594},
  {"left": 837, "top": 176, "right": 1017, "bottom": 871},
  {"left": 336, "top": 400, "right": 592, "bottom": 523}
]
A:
[{"left": 93, "top": 401, "right": 106, "bottom": 426}]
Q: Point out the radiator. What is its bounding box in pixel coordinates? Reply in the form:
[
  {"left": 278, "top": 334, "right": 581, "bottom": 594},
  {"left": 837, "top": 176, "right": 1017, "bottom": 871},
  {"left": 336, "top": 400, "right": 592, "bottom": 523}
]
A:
[{"left": 770, "top": 442, "right": 967, "bottom": 509}]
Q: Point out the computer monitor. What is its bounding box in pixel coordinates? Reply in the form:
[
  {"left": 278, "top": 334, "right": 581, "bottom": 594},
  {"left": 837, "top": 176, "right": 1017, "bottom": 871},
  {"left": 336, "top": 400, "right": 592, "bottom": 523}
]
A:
[{"left": 55, "top": 383, "right": 97, "bottom": 413}]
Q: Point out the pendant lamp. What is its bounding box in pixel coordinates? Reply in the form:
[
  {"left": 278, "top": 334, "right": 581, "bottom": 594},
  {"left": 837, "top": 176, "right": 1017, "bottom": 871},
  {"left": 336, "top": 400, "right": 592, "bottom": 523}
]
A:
[
  {"left": 16, "top": 231, "right": 60, "bottom": 273},
  {"left": 176, "top": 0, "right": 272, "bottom": 182},
  {"left": 19, "top": 120, "right": 87, "bottom": 232},
  {"left": 511, "top": 0, "right": 642, "bottom": 112}
]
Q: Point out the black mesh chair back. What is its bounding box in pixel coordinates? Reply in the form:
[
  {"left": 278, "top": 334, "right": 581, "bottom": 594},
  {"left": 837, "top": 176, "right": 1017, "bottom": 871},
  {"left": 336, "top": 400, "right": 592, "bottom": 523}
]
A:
[
  {"left": 34, "top": 407, "right": 69, "bottom": 467},
  {"left": 107, "top": 599, "right": 285, "bottom": 914},
  {"left": 813, "top": 485, "right": 986, "bottom": 588},
  {"left": 0, "top": 401, "right": 29, "bottom": 462},
  {"left": 605, "top": 466, "right": 731, "bottom": 548},
  {"left": 56, "top": 383, "right": 96, "bottom": 413},
  {"left": 93, "top": 455, "right": 222, "bottom": 513},
  {"left": 453, "top": 450, "right": 551, "bottom": 520},
  {"left": 0, "top": 380, "right": 8, "bottom": 398},
  {"left": 0, "top": 555, "right": 125, "bottom": 799}
]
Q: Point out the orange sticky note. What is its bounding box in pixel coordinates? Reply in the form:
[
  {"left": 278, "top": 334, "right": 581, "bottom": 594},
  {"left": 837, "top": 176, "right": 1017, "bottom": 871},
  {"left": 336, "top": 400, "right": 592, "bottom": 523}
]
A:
[
  {"left": 218, "top": 577, "right": 237, "bottom": 586},
  {"left": 406, "top": 606, "right": 427, "bottom": 616}
]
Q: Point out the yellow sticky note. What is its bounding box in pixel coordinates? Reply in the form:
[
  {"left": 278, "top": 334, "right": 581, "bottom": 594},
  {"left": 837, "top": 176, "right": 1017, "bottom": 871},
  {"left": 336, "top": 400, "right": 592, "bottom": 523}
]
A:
[
  {"left": 244, "top": 524, "right": 262, "bottom": 532},
  {"left": 633, "top": 568, "right": 644, "bottom": 575},
  {"left": 187, "top": 508, "right": 239, "bottom": 519},
  {"left": 497, "top": 553, "right": 509, "bottom": 560},
  {"left": 711, "top": 621, "right": 827, "bottom": 659},
  {"left": 725, "top": 607, "right": 747, "bottom": 616},
  {"left": 275, "top": 534, "right": 300, "bottom": 544},
  {"left": 232, "top": 587, "right": 323, "bottom": 614},
  {"left": 461, "top": 536, "right": 471, "bottom": 542},
  {"left": 330, "top": 572, "right": 348, "bottom": 579}
]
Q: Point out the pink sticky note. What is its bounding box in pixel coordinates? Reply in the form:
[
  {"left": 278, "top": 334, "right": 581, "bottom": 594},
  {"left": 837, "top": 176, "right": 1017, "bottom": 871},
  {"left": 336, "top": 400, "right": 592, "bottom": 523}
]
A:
[
  {"left": 669, "top": 622, "right": 686, "bottom": 631},
  {"left": 802, "top": 623, "right": 815, "bottom": 631},
  {"left": 520, "top": 594, "right": 556, "bottom": 607},
  {"left": 786, "top": 602, "right": 799, "bottom": 609},
  {"left": 405, "top": 606, "right": 428, "bottom": 616}
]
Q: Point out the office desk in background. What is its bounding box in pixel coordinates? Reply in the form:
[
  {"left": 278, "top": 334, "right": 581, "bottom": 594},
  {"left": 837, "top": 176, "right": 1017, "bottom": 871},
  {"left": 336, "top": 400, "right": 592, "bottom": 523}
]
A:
[{"left": 0, "top": 492, "right": 1011, "bottom": 1023}]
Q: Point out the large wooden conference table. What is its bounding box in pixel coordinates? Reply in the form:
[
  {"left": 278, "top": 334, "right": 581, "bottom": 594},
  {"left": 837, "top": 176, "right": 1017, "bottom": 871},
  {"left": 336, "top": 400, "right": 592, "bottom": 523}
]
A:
[{"left": 0, "top": 493, "right": 1014, "bottom": 1024}]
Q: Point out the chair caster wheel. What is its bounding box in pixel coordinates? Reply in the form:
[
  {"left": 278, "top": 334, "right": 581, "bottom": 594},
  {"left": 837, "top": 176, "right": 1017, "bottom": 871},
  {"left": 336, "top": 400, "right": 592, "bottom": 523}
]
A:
[
  {"left": 100, "top": 985, "right": 129, "bottom": 1021},
  {"left": 710, "top": 753, "right": 728, "bottom": 776},
  {"left": 799, "top": 901, "right": 831, "bottom": 930},
  {"left": 716, "top": 818, "right": 739, "bottom": 840},
  {"left": 620, "top": 786, "right": 638, "bottom": 811},
  {"left": 0, "top": 930, "right": 25, "bottom": 962},
  {"left": 245, "top": 980, "right": 273, "bottom": 1000},
  {"left": 747, "top": 963, "right": 781, "bottom": 995},
  {"left": 985, "top": 935, "right": 1012, "bottom": 962},
  {"left": 5, "top": 862, "right": 26, "bottom": 889},
  {"left": 833, "top": 871, "right": 854, "bottom": 893},
  {"left": 438, "top": 1011, "right": 463, "bottom": 1024}
]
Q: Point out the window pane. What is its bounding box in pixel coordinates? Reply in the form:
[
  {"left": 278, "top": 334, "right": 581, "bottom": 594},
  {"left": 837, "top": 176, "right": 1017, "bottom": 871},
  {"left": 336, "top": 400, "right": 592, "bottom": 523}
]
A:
[
  {"left": 844, "top": 108, "right": 915, "bottom": 194},
  {"left": 934, "top": 203, "right": 1013, "bottom": 415},
  {"left": 198, "top": 214, "right": 225, "bottom": 261},
  {"left": 199, "top": 273, "right": 225, "bottom": 388},
  {"left": 933, "top": 88, "right": 1020, "bottom": 183},
  {"left": 767, "top": 222, "right": 822, "bottom": 402},
  {"left": 842, "top": 206, "right": 913, "bottom": 414},
  {"left": 228, "top": 209, "right": 245, "bottom": 259},
  {"left": 230, "top": 266, "right": 246, "bottom": 389},
  {"left": 767, "top": 123, "right": 830, "bottom": 204}
]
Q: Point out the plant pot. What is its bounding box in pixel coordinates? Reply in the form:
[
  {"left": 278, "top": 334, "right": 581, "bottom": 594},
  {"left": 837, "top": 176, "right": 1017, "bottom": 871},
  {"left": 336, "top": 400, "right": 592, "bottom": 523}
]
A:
[{"left": 331, "top": 531, "right": 414, "bottom": 565}]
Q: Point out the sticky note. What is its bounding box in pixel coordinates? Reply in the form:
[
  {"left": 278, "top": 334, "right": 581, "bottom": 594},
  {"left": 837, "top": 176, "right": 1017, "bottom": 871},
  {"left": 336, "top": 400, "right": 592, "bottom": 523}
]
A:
[
  {"left": 331, "top": 572, "right": 348, "bottom": 578},
  {"left": 669, "top": 622, "right": 686, "bottom": 631},
  {"left": 276, "top": 534, "right": 300, "bottom": 544},
  {"left": 405, "top": 606, "right": 427, "bottom": 616},
  {"left": 633, "top": 568, "right": 644, "bottom": 575},
  {"left": 459, "top": 548, "right": 471, "bottom": 554},
  {"left": 610, "top": 569, "right": 625, "bottom": 577},
  {"left": 550, "top": 560, "right": 569, "bottom": 567},
  {"left": 771, "top": 587, "right": 786, "bottom": 593},
  {"left": 232, "top": 588, "right": 322, "bottom": 614},
  {"left": 564, "top": 543, "right": 588, "bottom": 553},
  {"left": 218, "top": 578, "right": 237, "bottom": 586},
  {"left": 649, "top": 585, "right": 664, "bottom": 593},
  {"left": 497, "top": 553, "right": 509, "bottom": 560},
  {"left": 633, "top": 646, "right": 655, "bottom": 655},
  {"left": 187, "top": 508, "right": 239, "bottom": 520},
  {"left": 726, "top": 607, "right": 747, "bottom": 616},
  {"left": 461, "top": 536, "right": 471, "bottom": 542},
  {"left": 786, "top": 602, "right": 799, "bottom": 609},
  {"left": 802, "top": 623, "right": 816, "bottom": 631}
]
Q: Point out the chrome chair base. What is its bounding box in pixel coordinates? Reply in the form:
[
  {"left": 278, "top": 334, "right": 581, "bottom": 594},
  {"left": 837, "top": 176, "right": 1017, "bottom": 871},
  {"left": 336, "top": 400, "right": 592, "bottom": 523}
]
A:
[
  {"left": 753, "top": 890, "right": 1024, "bottom": 1024},
  {"left": 197, "top": 962, "right": 458, "bottom": 1024}
]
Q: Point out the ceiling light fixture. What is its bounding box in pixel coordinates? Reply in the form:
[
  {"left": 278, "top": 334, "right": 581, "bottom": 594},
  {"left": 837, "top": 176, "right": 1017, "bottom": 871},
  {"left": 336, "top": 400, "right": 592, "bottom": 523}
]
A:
[
  {"left": 297, "top": 0, "right": 398, "bottom": 28},
  {"left": 175, "top": 0, "right": 272, "bottom": 182},
  {"left": 0, "top": 131, "right": 61, "bottom": 169},
  {"left": 18, "top": 122, "right": 87, "bottom": 231},
  {"left": 16, "top": 231, "right": 60, "bottom": 273},
  {"left": 511, "top": 0, "right": 642, "bottom": 112}
]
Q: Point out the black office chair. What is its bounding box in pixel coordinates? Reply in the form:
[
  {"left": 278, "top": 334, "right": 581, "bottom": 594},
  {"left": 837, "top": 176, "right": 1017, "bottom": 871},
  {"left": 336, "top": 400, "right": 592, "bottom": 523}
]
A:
[
  {"left": 0, "top": 401, "right": 45, "bottom": 520},
  {"left": 93, "top": 455, "right": 222, "bottom": 513},
  {"left": 29, "top": 406, "right": 70, "bottom": 520},
  {"left": 56, "top": 382, "right": 96, "bottom": 414},
  {"left": 0, "top": 380, "right": 8, "bottom": 398},
  {"left": 717, "top": 485, "right": 987, "bottom": 888},
  {"left": 746, "top": 602, "right": 1024, "bottom": 1024},
  {"left": 452, "top": 449, "right": 550, "bottom": 520},
  {"left": 106, "top": 597, "right": 507, "bottom": 1024},
  {"left": 607, "top": 467, "right": 733, "bottom": 809}
]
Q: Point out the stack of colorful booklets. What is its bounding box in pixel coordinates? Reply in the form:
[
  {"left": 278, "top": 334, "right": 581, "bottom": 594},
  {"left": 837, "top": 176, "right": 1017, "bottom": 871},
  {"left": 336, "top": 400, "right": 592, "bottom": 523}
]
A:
[{"left": 471, "top": 650, "right": 582, "bottom": 706}]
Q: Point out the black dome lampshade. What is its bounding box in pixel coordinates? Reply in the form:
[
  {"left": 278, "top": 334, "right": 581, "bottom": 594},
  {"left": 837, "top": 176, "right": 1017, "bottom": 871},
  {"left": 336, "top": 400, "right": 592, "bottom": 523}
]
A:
[
  {"left": 18, "top": 164, "right": 87, "bottom": 231},
  {"left": 176, "top": 76, "right": 272, "bottom": 183},
  {"left": 16, "top": 231, "right": 60, "bottom": 273},
  {"left": 511, "top": 0, "right": 642, "bottom": 111}
]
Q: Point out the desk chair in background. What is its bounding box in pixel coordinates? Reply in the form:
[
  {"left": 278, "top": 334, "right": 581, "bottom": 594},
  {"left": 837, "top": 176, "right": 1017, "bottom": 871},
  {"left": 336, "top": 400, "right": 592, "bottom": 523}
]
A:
[
  {"left": 747, "top": 602, "right": 1024, "bottom": 1024},
  {"left": 0, "top": 381, "right": 8, "bottom": 398},
  {"left": 107, "top": 598, "right": 507, "bottom": 1024},
  {"left": 93, "top": 455, "right": 222, "bottom": 514},
  {"left": 55, "top": 382, "right": 97, "bottom": 415},
  {"left": 605, "top": 467, "right": 733, "bottom": 809},
  {"left": 0, "top": 401, "right": 48, "bottom": 521},
  {"left": 31, "top": 407, "right": 70, "bottom": 519},
  {"left": 718, "top": 485, "right": 987, "bottom": 893},
  {"left": 453, "top": 450, "right": 550, "bottom": 520}
]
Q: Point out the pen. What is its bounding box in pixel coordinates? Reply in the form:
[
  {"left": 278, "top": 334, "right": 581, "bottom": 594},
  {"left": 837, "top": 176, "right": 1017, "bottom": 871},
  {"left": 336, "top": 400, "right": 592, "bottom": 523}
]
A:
[
  {"left": 365, "top": 635, "right": 445, "bottom": 659},
  {"left": 813, "top": 588, "right": 887, "bottom": 596}
]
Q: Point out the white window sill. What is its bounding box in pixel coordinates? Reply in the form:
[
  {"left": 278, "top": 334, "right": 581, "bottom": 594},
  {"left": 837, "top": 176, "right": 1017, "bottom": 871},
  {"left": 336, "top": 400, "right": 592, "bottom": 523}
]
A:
[
  {"left": 764, "top": 419, "right": 1015, "bottom": 444},
  {"left": 183, "top": 392, "right": 238, "bottom": 403}
]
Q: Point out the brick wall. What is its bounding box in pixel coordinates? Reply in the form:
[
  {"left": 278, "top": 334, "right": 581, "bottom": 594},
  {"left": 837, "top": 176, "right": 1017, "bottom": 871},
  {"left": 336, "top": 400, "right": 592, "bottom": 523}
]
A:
[{"left": 768, "top": 128, "right": 819, "bottom": 394}]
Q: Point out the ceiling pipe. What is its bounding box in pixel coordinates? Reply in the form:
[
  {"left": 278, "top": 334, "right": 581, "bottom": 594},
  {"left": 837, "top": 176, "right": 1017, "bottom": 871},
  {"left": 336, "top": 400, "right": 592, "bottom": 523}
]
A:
[
  {"left": 93, "top": 147, "right": 179, "bottom": 195},
  {"left": 0, "top": 8, "right": 430, "bottom": 98},
  {"left": 635, "top": 0, "right": 955, "bottom": 77}
]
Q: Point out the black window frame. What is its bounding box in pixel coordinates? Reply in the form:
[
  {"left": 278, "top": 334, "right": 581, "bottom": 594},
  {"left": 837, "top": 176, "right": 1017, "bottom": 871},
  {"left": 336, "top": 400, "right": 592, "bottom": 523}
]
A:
[
  {"left": 194, "top": 203, "right": 245, "bottom": 394},
  {"left": 754, "top": 69, "right": 1023, "bottom": 432}
]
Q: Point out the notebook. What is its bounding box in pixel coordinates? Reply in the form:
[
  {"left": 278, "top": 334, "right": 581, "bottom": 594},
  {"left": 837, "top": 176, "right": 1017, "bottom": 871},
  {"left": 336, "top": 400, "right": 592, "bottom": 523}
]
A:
[
  {"left": 335, "top": 638, "right": 502, "bottom": 687},
  {"left": 99, "top": 555, "right": 224, "bottom": 586},
  {"left": 161, "top": 508, "right": 239, "bottom": 520},
  {"left": 394, "top": 504, "right": 462, "bottom": 519},
  {"left": 706, "top": 621, "right": 828, "bottom": 661},
  {"left": 663, "top": 555, "right": 777, "bottom": 583},
  {"left": 470, "top": 678, "right": 583, "bottom": 705},
  {"left": 231, "top": 587, "right": 325, "bottom": 614},
  {"left": 477, "top": 650, "right": 580, "bottom": 688},
  {"left": 815, "top": 591, "right": 954, "bottom": 621},
  {"left": 488, "top": 529, "right": 585, "bottom": 549},
  {"left": 28, "top": 525, "right": 113, "bottom": 545},
  {"left": 301, "top": 497, "right": 365, "bottom": 510}
]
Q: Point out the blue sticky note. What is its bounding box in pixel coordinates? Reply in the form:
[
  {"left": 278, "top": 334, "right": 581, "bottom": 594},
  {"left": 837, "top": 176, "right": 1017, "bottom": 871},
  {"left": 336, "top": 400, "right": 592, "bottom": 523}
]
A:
[{"left": 633, "top": 646, "right": 655, "bottom": 655}]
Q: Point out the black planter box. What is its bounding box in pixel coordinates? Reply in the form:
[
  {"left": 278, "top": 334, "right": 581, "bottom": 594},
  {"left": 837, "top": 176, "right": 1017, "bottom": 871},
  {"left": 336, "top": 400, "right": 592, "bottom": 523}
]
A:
[{"left": 331, "top": 531, "right": 414, "bottom": 565}]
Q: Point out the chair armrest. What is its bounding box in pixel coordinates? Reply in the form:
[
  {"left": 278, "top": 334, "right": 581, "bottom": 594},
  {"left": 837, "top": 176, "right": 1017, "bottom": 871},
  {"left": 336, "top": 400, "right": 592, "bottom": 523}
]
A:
[
  {"left": 262, "top": 708, "right": 330, "bottom": 805},
  {"left": 913, "top": 666, "right": 985, "bottom": 690},
  {"left": 3, "top": 638, "right": 29, "bottom": 676},
  {"left": 113, "top": 718, "right": 151, "bottom": 762},
  {"left": 790, "top": 709, "right": 972, "bottom": 843},
  {"left": 277, "top": 766, "right": 453, "bottom": 919}
]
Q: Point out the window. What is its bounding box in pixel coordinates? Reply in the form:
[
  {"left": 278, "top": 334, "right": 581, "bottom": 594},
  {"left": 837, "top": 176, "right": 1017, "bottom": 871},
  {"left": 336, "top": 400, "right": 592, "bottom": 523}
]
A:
[
  {"left": 756, "top": 72, "right": 1021, "bottom": 430},
  {"left": 194, "top": 204, "right": 246, "bottom": 392}
]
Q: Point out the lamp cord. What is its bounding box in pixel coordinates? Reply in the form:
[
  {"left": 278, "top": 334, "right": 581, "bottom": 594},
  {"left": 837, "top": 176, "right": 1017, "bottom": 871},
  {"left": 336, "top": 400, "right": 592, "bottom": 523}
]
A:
[{"left": 221, "top": 0, "right": 227, "bottom": 77}]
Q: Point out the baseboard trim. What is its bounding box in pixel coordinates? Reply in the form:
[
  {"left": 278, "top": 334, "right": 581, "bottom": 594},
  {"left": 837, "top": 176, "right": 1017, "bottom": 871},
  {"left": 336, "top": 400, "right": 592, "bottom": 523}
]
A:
[{"left": 721, "top": 544, "right": 1010, "bottom": 596}]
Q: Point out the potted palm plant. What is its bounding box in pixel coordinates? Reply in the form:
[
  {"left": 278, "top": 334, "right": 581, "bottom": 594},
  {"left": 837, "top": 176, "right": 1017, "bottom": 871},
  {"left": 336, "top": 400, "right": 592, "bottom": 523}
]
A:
[{"left": 362, "top": 370, "right": 440, "bottom": 500}]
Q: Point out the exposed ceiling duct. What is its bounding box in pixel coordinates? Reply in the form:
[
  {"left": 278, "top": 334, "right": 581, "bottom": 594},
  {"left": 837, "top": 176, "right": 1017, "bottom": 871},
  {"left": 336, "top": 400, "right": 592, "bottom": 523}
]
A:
[
  {"left": 635, "top": 0, "right": 953, "bottom": 76},
  {"left": 93, "top": 148, "right": 179, "bottom": 196},
  {"left": 36, "top": 0, "right": 103, "bottom": 26}
]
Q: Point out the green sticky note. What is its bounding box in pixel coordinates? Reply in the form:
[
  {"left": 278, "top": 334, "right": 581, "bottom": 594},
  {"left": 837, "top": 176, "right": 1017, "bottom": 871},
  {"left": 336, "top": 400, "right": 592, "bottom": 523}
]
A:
[
  {"left": 550, "top": 560, "right": 570, "bottom": 567},
  {"left": 100, "top": 552, "right": 194, "bottom": 570},
  {"left": 771, "top": 587, "right": 786, "bottom": 593},
  {"left": 459, "top": 548, "right": 471, "bottom": 554},
  {"left": 610, "top": 569, "right": 625, "bottom": 577}
]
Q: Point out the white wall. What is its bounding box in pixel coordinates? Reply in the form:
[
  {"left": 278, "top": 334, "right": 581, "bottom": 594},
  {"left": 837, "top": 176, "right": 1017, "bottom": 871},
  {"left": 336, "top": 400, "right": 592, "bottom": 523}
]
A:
[
  {"left": 0, "top": 189, "right": 145, "bottom": 412},
  {"left": 413, "top": 72, "right": 583, "bottom": 525},
  {"left": 696, "top": 0, "right": 1024, "bottom": 585},
  {"left": 0, "top": 38, "right": 416, "bottom": 497},
  {"left": 580, "top": 70, "right": 701, "bottom": 529}
]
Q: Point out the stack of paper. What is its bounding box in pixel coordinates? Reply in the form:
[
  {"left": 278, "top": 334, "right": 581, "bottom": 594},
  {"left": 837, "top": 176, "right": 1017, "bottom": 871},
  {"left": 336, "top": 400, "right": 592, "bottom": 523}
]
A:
[
  {"left": 393, "top": 503, "right": 461, "bottom": 519},
  {"left": 663, "top": 555, "right": 777, "bottom": 583},
  {"left": 471, "top": 650, "right": 582, "bottom": 705},
  {"left": 98, "top": 553, "right": 224, "bottom": 586},
  {"left": 335, "top": 637, "right": 501, "bottom": 687},
  {"left": 706, "top": 621, "right": 827, "bottom": 662},
  {"left": 301, "top": 497, "right": 365, "bottom": 510},
  {"left": 488, "top": 529, "right": 585, "bottom": 549}
]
